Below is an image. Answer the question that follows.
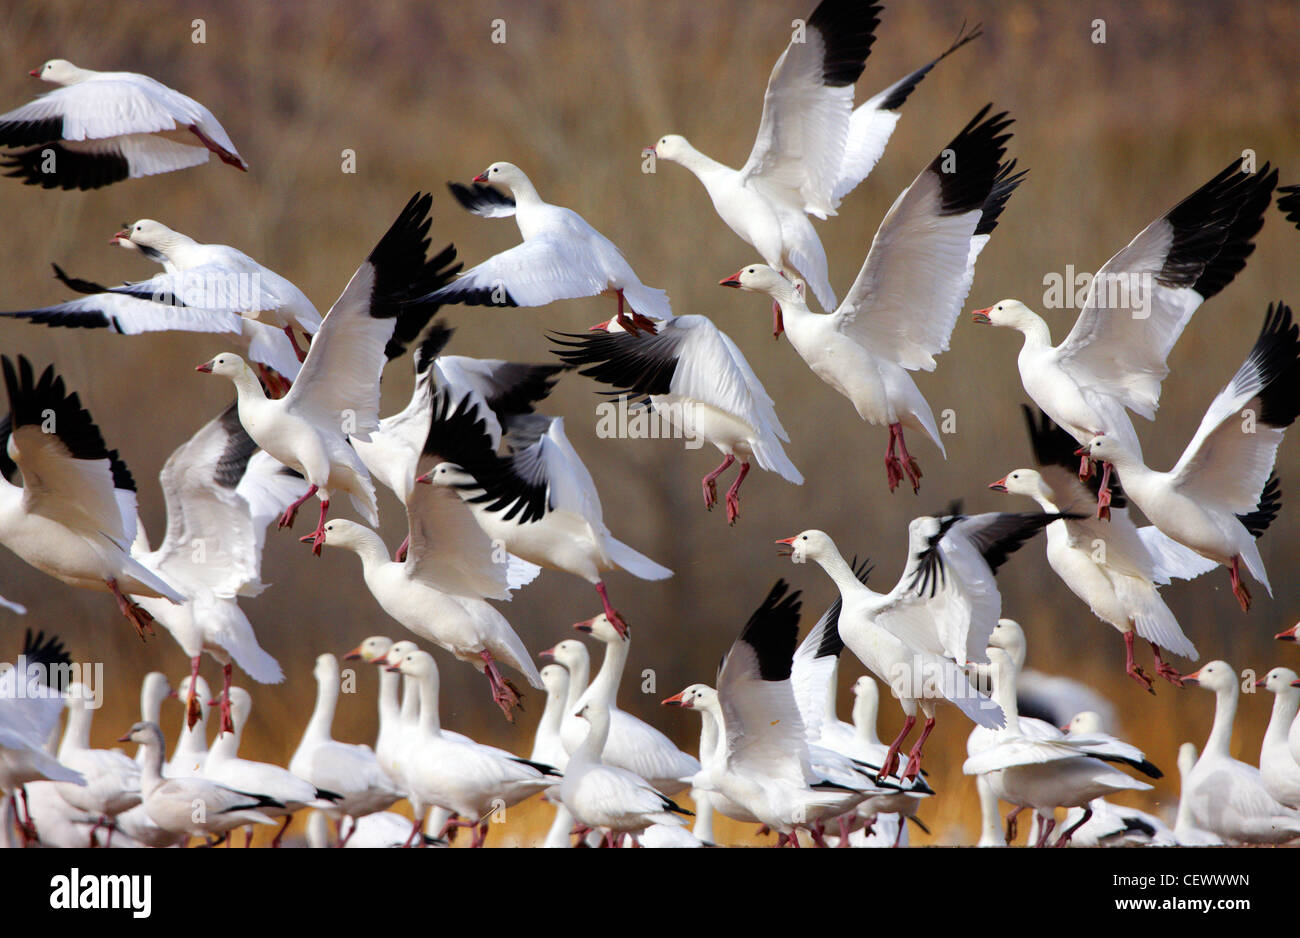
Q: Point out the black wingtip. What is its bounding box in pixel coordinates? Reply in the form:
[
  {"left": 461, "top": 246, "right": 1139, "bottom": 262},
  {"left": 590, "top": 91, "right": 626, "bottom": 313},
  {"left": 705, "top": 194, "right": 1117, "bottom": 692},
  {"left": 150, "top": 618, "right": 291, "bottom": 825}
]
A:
[
  {"left": 1238, "top": 474, "right": 1281, "bottom": 540},
  {"left": 928, "top": 104, "right": 1015, "bottom": 220},
  {"left": 874, "top": 19, "right": 983, "bottom": 112},
  {"left": 738, "top": 579, "right": 802, "bottom": 681},
  {"left": 447, "top": 180, "right": 516, "bottom": 217},
  {"left": 807, "top": 0, "right": 882, "bottom": 88},
  {"left": 1278, "top": 184, "right": 1300, "bottom": 230}
]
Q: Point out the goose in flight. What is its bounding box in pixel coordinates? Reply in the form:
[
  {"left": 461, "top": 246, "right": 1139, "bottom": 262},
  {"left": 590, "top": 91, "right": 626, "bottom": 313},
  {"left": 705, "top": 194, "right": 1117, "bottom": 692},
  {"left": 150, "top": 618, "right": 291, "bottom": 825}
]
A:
[{"left": 0, "top": 59, "right": 246, "bottom": 189}]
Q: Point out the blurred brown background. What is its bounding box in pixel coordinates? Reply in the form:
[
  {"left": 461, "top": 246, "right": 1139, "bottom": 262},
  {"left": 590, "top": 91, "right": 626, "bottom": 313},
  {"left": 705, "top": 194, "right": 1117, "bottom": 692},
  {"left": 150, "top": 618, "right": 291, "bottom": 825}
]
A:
[{"left": 0, "top": 0, "right": 1297, "bottom": 845}]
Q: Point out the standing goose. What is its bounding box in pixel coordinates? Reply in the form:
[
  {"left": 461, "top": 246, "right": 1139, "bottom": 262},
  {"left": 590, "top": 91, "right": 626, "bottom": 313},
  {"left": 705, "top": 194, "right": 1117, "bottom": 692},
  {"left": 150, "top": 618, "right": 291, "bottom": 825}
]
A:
[
  {"left": 972, "top": 159, "right": 1276, "bottom": 512},
  {"left": 1082, "top": 301, "right": 1299, "bottom": 612},
  {"left": 1180, "top": 661, "right": 1300, "bottom": 843},
  {"left": 48, "top": 684, "right": 142, "bottom": 847},
  {"left": 131, "top": 403, "right": 310, "bottom": 731},
  {"left": 289, "top": 653, "right": 402, "bottom": 845},
  {"left": 649, "top": 0, "right": 884, "bottom": 321},
  {"left": 119, "top": 721, "right": 281, "bottom": 847},
  {"left": 1255, "top": 667, "right": 1300, "bottom": 809},
  {"left": 550, "top": 309, "right": 802, "bottom": 524},
  {"left": 990, "top": 406, "right": 1211, "bottom": 689},
  {"left": 196, "top": 193, "right": 459, "bottom": 554},
  {"left": 386, "top": 648, "right": 559, "bottom": 847},
  {"left": 418, "top": 388, "right": 671, "bottom": 637},
  {"left": 1172, "top": 741, "right": 1223, "bottom": 846},
  {"left": 0, "top": 356, "right": 184, "bottom": 637},
  {"left": 426, "top": 164, "right": 670, "bottom": 333},
  {"left": 721, "top": 105, "right": 1023, "bottom": 491},
  {"left": 0, "top": 59, "right": 246, "bottom": 189},
  {"left": 777, "top": 509, "right": 1057, "bottom": 780}
]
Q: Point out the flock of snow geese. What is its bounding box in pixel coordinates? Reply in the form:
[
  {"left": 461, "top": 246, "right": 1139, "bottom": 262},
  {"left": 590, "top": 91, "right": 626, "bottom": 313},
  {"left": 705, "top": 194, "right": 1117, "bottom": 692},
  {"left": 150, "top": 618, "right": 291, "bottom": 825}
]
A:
[{"left": 1, "top": 1, "right": 1299, "bottom": 849}]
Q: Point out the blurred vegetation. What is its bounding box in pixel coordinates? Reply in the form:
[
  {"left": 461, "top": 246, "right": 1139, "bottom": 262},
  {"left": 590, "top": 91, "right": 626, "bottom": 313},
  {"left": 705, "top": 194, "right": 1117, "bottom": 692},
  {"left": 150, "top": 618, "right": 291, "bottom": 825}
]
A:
[{"left": 0, "top": 0, "right": 1297, "bottom": 845}]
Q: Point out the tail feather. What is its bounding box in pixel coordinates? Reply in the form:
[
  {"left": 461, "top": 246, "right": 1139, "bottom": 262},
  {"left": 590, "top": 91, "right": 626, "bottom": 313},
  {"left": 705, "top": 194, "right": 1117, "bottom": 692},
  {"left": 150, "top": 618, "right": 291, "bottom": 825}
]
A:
[
  {"left": 751, "top": 437, "right": 804, "bottom": 485},
  {"left": 605, "top": 537, "right": 672, "bottom": 581},
  {"left": 1113, "top": 575, "right": 1198, "bottom": 660}
]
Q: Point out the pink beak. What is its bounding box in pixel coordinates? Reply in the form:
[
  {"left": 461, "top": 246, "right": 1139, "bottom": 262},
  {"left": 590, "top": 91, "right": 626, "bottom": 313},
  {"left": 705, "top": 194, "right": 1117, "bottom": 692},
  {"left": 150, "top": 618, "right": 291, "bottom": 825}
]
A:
[
  {"left": 988, "top": 476, "right": 1009, "bottom": 493},
  {"left": 473, "top": 172, "right": 489, "bottom": 183},
  {"left": 1276, "top": 625, "right": 1299, "bottom": 642},
  {"left": 538, "top": 646, "right": 556, "bottom": 660},
  {"left": 970, "top": 307, "right": 992, "bottom": 324},
  {"left": 719, "top": 269, "right": 745, "bottom": 288},
  {"left": 28, "top": 68, "right": 40, "bottom": 78},
  {"left": 110, "top": 229, "right": 130, "bottom": 245},
  {"left": 661, "top": 690, "right": 690, "bottom": 708},
  {"left": 573, "top": 617, "right": 597, "bottom": 634},
  {"left": 195, "top": 361, "right": 213, "bottom": 373},
  {"left": 1182, "top": 668, "right": 1202, "bottom": 685}
]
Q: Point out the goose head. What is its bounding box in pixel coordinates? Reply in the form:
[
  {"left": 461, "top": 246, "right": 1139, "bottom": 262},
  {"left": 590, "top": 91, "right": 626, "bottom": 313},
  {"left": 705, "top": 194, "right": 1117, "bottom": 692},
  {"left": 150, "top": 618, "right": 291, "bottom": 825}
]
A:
[
  {"left": 648, "top": 134, "right": 691, "bottom": 163},
  {"left": 970, "top": 299, "right": 1037, "bottom": 330},
  {"left": 719, "top": 263, "right": 795, "bottom": 298},
  {"left": 313, "top": 653, "right": 339, "bottom": 684},
  {"left": 539, "top": 639, "right": 587, "bottom": 672},
  {"left": 1063, "top": 710, "right": 1105, "bottom": 735},
  {"left": 1181, "top": 660, "right": 1235, "bottom": 693},
  {"left": 117, "top": 720, "right": 164, "bottom": 748},
  {"left": 113, "top": 219, "right": 182, "bottom": 251},
  {"left": 418, "top": 461, "right": 478, "bottom": 489},
  {"left": 309, "top": 519, "right": 372, "bottom": 552},
  {"left": 989, "top": 467, "right": 1051, "bottom": 501},
  {"left": 1081, "top": 433, "right": 1129, "bottom": 466},
  {"left": 1255, "top": 666, "right": 1300, "bottom": 696},
  {"left": 986, "top": 618, "right": 1027, "bottom": 669},
  {"left": 662, "top": 683, "right": 716, "bottom": 711},
  {"left": 194, "top": 352, "right": 250, "bottom": 379},
  {"left": 540, "top": 663, "right": 569, "bottom": 697},
  {"left": 344, "top": 635, "right": 393, "bottom": 663},
  {"left": 573, "top": 612, "right": 627, "bottom": 644},
  {"left": 775, "top": 529, "right": 837, "bottom": 565},
  {"left": 386, "top": 648, "right": 436, "bottom": 678},
  {"left": 31, "top": 59, "right": 86, "bottom": 84},
  {"left": 386, "top": 640, "right": 419, "bottom": 666},
  {"left": 473, "top": 161, "right": 528, "bottom": 191}
]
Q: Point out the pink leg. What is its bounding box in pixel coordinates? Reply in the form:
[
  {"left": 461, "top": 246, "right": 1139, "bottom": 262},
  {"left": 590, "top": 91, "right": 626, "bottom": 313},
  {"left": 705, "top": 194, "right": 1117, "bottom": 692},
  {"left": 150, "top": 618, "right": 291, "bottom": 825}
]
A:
[
  {"left": 403, "top": 814, "right": 423, "bottom": 848},
  {"left": 901, "top": 716, "right": 935, "bottom": 781},
  {"left": 808, "top": 824, "right": 830, "bottom": 848},
  {"left": 217, "top": 661, "right": 236, "bottom": 735},
  {"left": 892, "top": 818, "right": 906, "bottom": 848},
  {"left": 1123, "top": 631, "right": 1155, "bottom": 694},
  {"left": 480, "top": 650, "right": 522, "bottom": 721},
  {"left": 613, "top": 289, "right": 657, "bottom": 335},
  {"left": 184, "top": 653, "right": 203, "bottom": 728},
  {"left": 1078, "top": 451, "right": 1092, "bottom": 481},
  {"left": 594, "top": 581, "right": 629, "bottom": 638},
  {"left": 278, "top": 484, "right": 318, "bottom": 530},
  {"left": 16, "top": 787, "right": 37, "bottom": 846},
  {"left": 772, "top": 300, "right": 784, "bottom": 339},
  {"left": 1055, "top": 807, "right": 1091, "bottom": 847},
  {"left": 700, "top": 454, "right": 735, "bottom": 512},
  {"left": 188, "top": 123, "right": 247, "bottom": 169},
  {"left": 107, "top": 577, "right": 155, "bottom": 640},
  {"left": 836, "top": 815, "right": 853, "bottom": 847},
  {"left": 472, "top": 821, "right": 489, "bottom": 848},
  {"left": 283, "top": 326, "right": 309, "bottom": 363},
  {"left": 1035, "top": 817, "right": 1057, "bottom": 849},
  {"left": 878, "top": 714, "right": 915, "bottom": 781},
  {"left": 1229, "top": 556, "right": 1252, "bottom": 612},
  {"left": 894, "top": 425, "right": 923, "bottom": 494},
  {"left": 1095, "top": 462, "right": 1113, "bottom": 520},
  {"left": 337, "top": 816, "right": 355, "bottom": 848},
  {"left": 244, "top": 826, "right": 255, "bottom": 848},
  {"left": 394, "top": 534, "right": 410, "bottom": 563},
  {"left": 723, "top": 461, "right": 750, "bottom": 526},
  {"left": 1004, "top": 806, "right": 1024, "bottom": 845},
  {"left": 296, "top": 498, "right": 331, "bottom": 556},
  {"left": 270, "top": 815, "right": 291, "bottom": 848},
  {"left": 1150, "top": 642, "right": 1184, "bottom": 687},
  {"left": 883, "top": 424, "right": 903, "bottom": 493}
]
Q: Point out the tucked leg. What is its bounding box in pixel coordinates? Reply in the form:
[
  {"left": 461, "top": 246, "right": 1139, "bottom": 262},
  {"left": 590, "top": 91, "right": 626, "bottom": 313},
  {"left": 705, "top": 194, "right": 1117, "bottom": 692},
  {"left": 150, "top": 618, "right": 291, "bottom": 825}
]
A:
[
  {"left": 724, "top": 461, "right": 751, "bottom": 526},
  {"left": 1229, "top": 556, "right": 1252, "bottom": 613},
  {"left": 480, "top": 649, "right": 523, "bottom": 721},
  {"left": 1123, "top": 631, "right": 1155, "bottom": 694},
  {"left": 878, "top": 714, "right": 916, "bottom": 782},
  {"left": 700, "top": 455, "right": 735, "bottom": 512},
  {"left": 278, "top": 484, "right": 318, "bottom": 530},
  {"left": 594, "top": 581, "right": 629, "bottom": 638}
]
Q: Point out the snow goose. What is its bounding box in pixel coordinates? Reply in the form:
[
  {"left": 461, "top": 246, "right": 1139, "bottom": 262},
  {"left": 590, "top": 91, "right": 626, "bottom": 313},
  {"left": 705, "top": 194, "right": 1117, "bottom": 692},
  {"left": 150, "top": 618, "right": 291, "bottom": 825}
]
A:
[
  {"left": 550, "top": 309, "right": 802, "bottom": 524},
  {"left": 196, "top": 192, "right": 459, "bottom": 554},
  {"left": 315, "top": 517, "right": 541, "bottom": 719},
  {"left": 419, "top": 388, "right": 672, "bottom": 637},
  {"left": 1054, "top": 798, "right": 1176, "bottom": 847},
  {"left": 777, "top": 509, "right": 1060, "bottom": 779},
  {"left": 289, "top": 653, "right": 402, "bottom": 844},
  {"left": 114, "top": 672, "right": 187, "bottom": 848},
  {"left": 530, "top": 662, "right": 582, "bottom": 849},
  {"left": 165, "top": 675, "right": 211, "bottom": 778},
  {"left": 428, "top": 164, "right": 670, "bottom": 333},
  {"left": 665, "top": 581, "right": 898, "bottom": 846},
  {"left": 962, "top": 640, "right": 1156, "bottom": 847},
  {"left": 1173, "top": 742, "right": 1223, "bottom": 845},
  {"left": 386, "top": 648, "right": 559, "bottom": 847},
  {"left": 1179, "top": 661, "right": 1300, "bottom": 843},
  {"left": 48, "top": 683, "right": 142, "bottom": 846},
  {"left": 990, "top": 406, "right": 1211, "bottom": 689},
  {"left": 649, "top": 0, "right": 883, "bottom": 320},
  {"left": 0, "top": 59, "right": 246, "bottom": 189},
  {"left": 1082, "top": 301, "right": 1299, "bottom": 611},
  {"left": 120, "top": 721, "right": 281, "bottom": 846},
  {"left": 553, "top": 616, "right": 700, "bottom": 795},
  {"left": 0, "top": 630, "right": 84, "bottom": 845},
  {"left": 972, "top": 158, "right": 1276, "bottom": 511},
  {"left": 131, "top": 403, "right": 309, "bottom": 731},
  {"left": 203, "top": 687, "right": 342, "bottom": 846},
  {"left": 722, "top": 105, "right": 1023, "bottom": 491},
  {"left": 0, "top": 356, "right": 185, "bottom": 637},
  {"left": 1255, "top": 667, "right": 1300, "bottom": 808}
]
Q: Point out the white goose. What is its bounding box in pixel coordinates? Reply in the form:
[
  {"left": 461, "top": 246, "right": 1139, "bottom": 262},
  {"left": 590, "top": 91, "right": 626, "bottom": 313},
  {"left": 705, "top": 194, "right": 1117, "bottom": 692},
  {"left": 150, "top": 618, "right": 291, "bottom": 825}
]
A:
[
  {"left": 387, "top": 648, "right": 559, "bottom": 847},
  {"left": 120, "top": 721, "right": 281, "bottom": 846},
  {"left": 0, "top": 355, "right": 185, "bottom": 638},
  {"left": 1255, "top": 667, "right": 1300, "bottom": 809},
  {"left": 196, "top": 192, "right": 458, "bottom": 553},
  {"left": 549, "top": 617, "right": 700, "bottom": 795},
  {"left": 315, "top": 518, "right": 541, "bottom": 720},
  {"left": 778, "top": 510, "right": 1058, "bottom": 779},
  {"left": 203, "top": 687, "right": 344, "bottom": 847},
  {"left": 649, "top": 0, "right": 884, "bottom": 319},
  {"left": 990, "top": 406, "right": 1211, "bottom": 689},
  {"left": 1172, "top": 742, "right": 1223, "bottom": 846},
  {"left": 428, "top": 164, "right": 670, "bottom": 333},
  {"left": 1180, "top": 660, "right": 1300, "bottom": 843},
  {"left": 972, "top": 159, "right": 1276, "bottom": 512},
  {"left": 165, "top": 675, "right": 211, "bottom": 779},
  {"left": 0, "top": 59, "right": 246, "bottom": 189},
  {"left": 288, "top": 653, "right": 402, "bottom": 844},
  {"left": 0, "top": 221, "right": 318, "bottom": 390},
  {"left": 114, "top": 672, "right": 187, "bottom": 848},
  {"left": 1082, "top": 301, "right": 1299, "bottom": 612},
  {"left": 420, "top": 389, "right": 672, "bottom": 636},
  {"left": 532, "top": 662, "right": 581, "bottom": 849},
  {"left": 665, "top": 581, "right": 895, "bottom": 846},
  {"left": 551, "top": 310, "right": 802, "bottom": 524},
  {"left": 560, "top": 700, "right": 691, "bottom": 847},
  {"left": 722, "top": 105, "right": 1022, "bottom": 491},
  {"left": 47, "top": 684, "right": 142, "bottom": 846},
  {"left": 130, "top": 403, "right": 309, "bottom": 731}
]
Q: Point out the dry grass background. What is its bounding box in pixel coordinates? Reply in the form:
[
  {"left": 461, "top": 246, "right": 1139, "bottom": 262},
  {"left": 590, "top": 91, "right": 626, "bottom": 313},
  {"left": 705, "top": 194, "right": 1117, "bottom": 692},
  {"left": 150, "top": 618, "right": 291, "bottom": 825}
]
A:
[{"left": 0, "top": 0, "right": 1297, "bottom": 846}]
